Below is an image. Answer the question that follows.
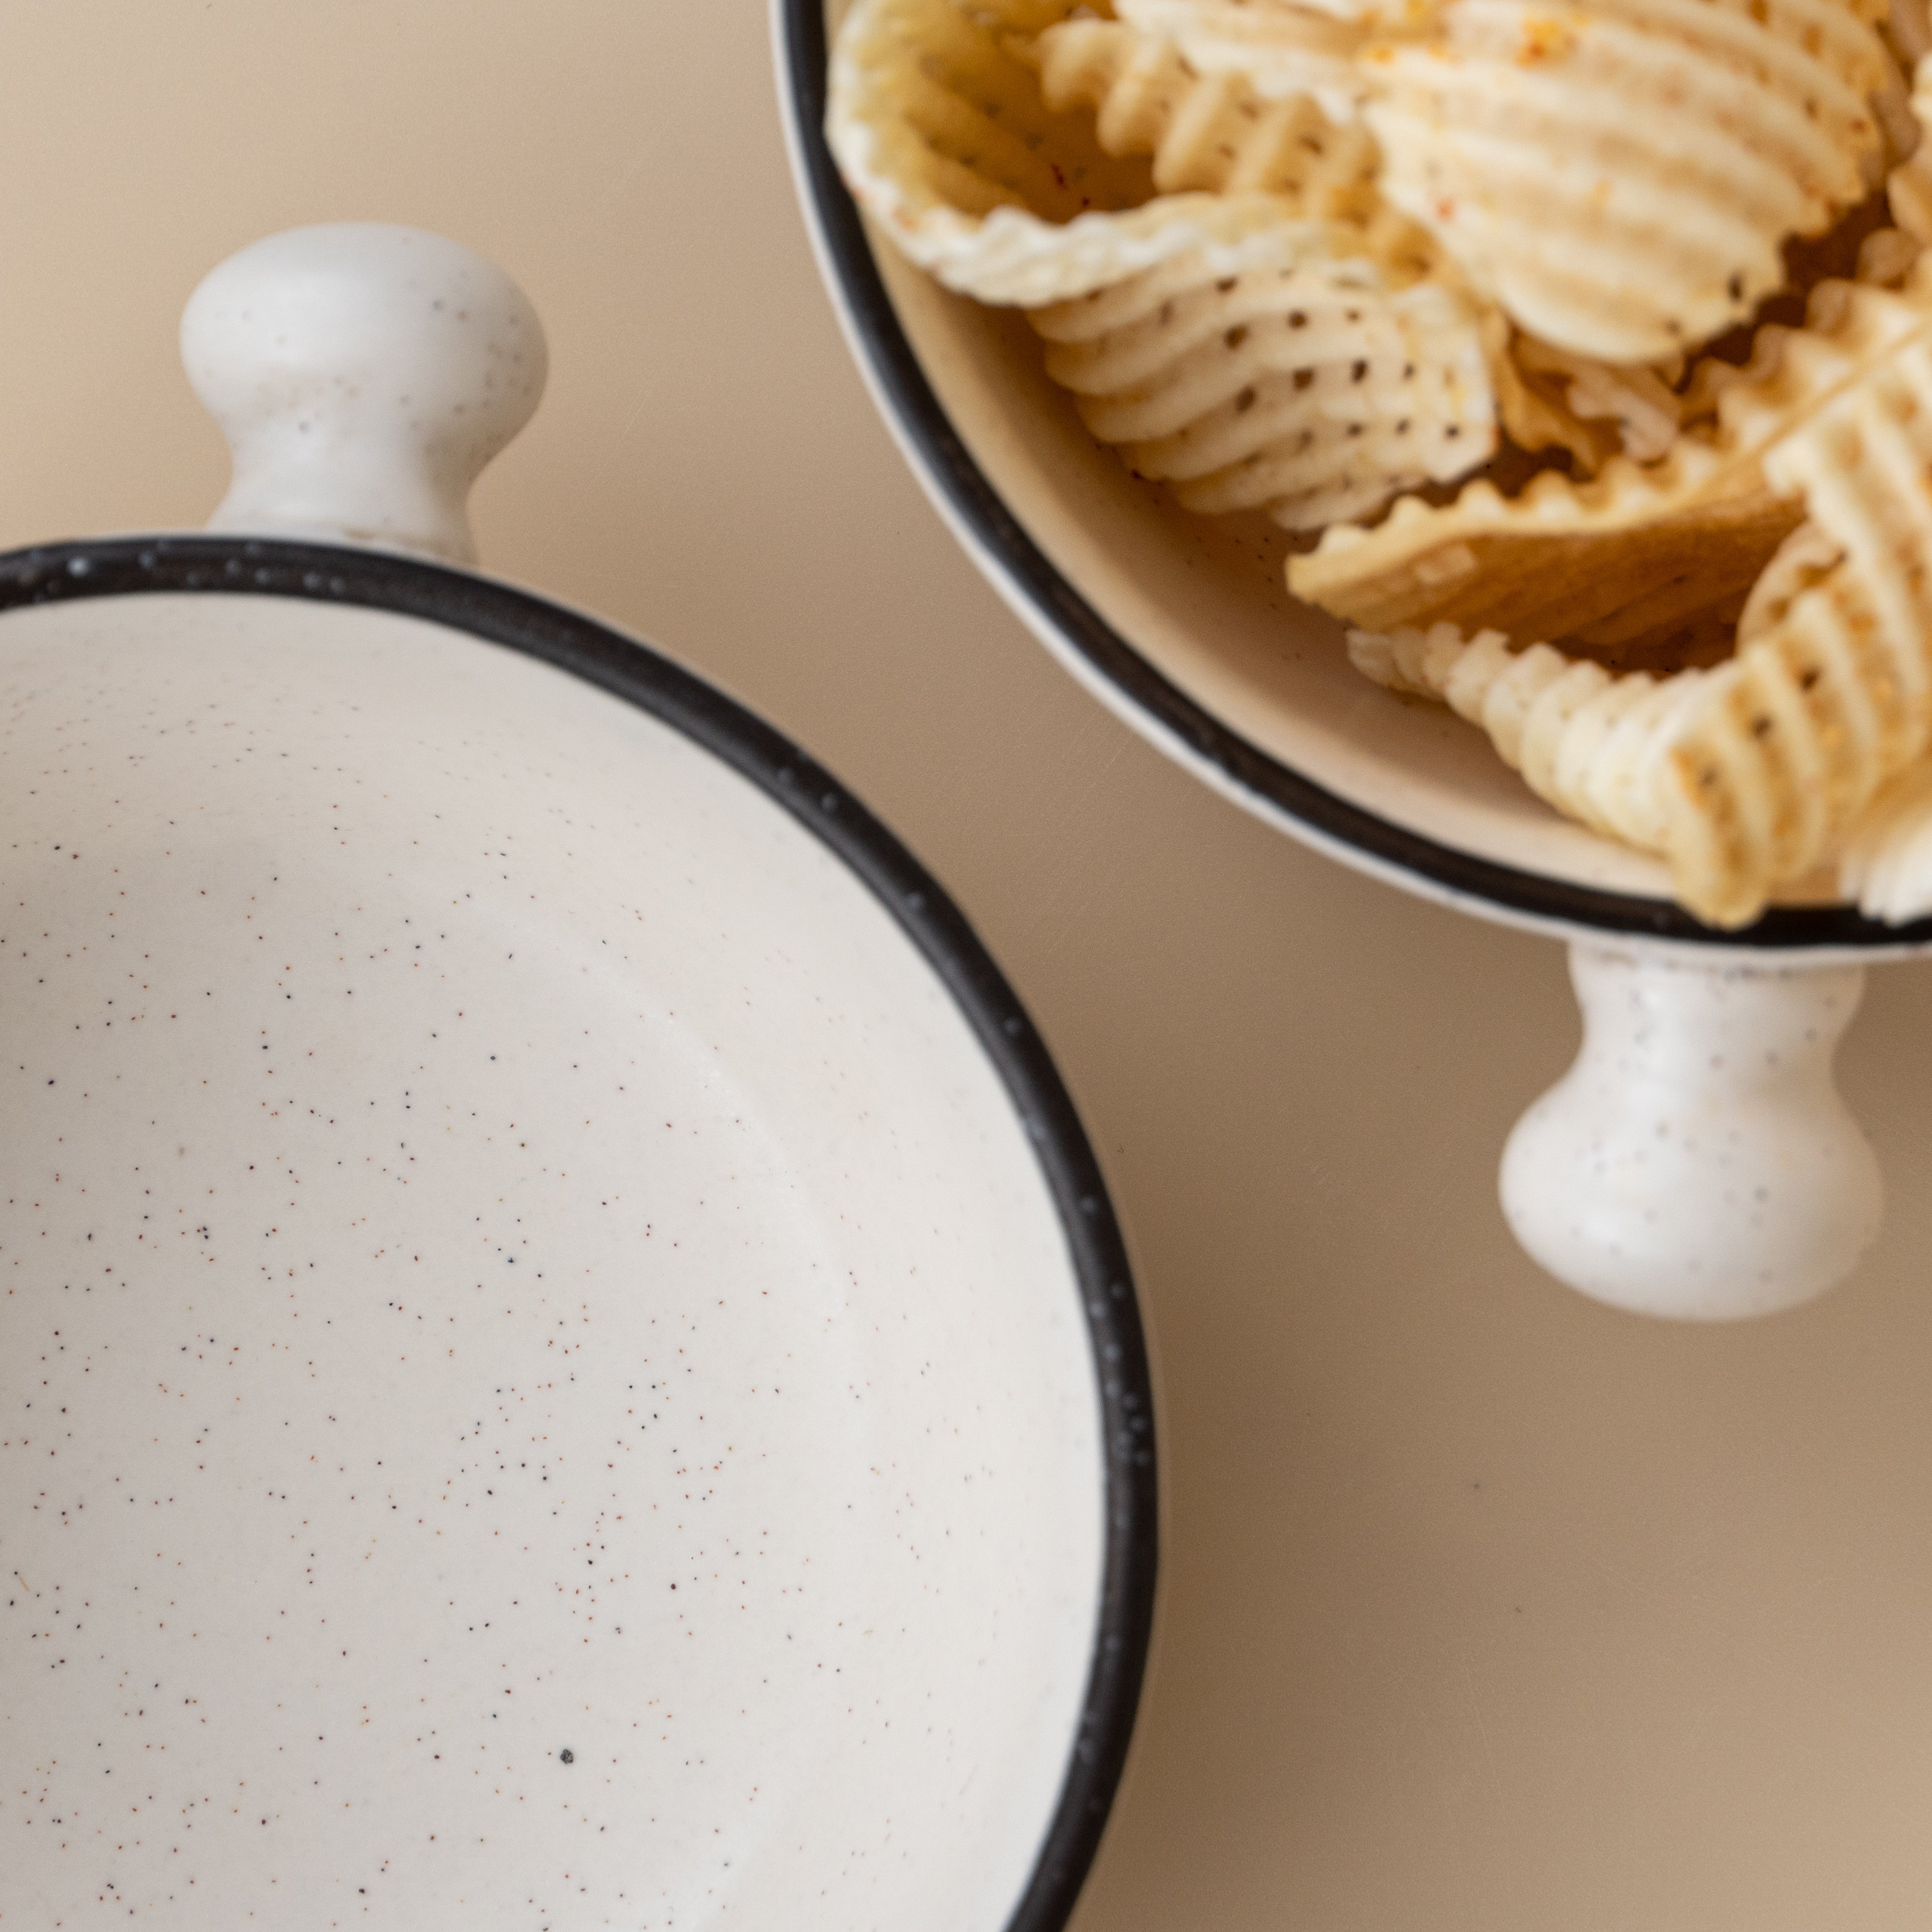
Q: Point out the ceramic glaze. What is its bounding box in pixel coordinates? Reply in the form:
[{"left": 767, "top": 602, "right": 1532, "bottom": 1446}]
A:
[
  {"left": 183, "top": 225, "right": 547, "bottom": 564},
  {"left": 1500, "top": 948, "right": 1884, "bottom": 1319},
  {"left": 0, "top": 593, "right": 1106, "bottom": 1929}
]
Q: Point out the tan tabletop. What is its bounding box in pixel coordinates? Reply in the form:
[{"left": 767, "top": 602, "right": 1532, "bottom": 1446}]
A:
[{"left": 2, "top": 5, "right": 1931, "bottom": 1926}]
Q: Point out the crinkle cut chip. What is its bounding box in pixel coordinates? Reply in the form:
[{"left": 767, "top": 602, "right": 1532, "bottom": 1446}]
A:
[
  {"left": 828, "top": 0, "right": 1302, "bottom": 304},
  {"left": 1114, "top": 0, "right": 1379, "bottom": 115},
  {"left": 1347, "top": 621, "right": 1714, "bottom": 849},
  {"left": 1363, "top": 0, "right": 1891, "bottom": 361},
  {"left": 1031, "top": 227, "right": 1494, "bottom": 527},
  {"left": 1291, "top": 448, "right": 1804, "bottom": 669},
  {"left": 1034, "top": 16, "right": 1379, "bottom": 215}
]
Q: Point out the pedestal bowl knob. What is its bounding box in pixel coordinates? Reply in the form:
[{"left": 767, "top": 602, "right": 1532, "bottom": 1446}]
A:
[
  {"left": 1501, "top": 945, "right": 1884, "bottom": 1321},
  {"left": 182, "top": 222, "right": 547, "bottom": 564}
]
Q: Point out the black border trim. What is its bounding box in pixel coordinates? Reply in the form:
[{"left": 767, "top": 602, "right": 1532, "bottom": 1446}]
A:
[
  {"left": 778, "top": 0, "right": 1932, "bottom": 950},
  {"left": 0, "top": 532, "right": 1158, "bottom": 1932}
]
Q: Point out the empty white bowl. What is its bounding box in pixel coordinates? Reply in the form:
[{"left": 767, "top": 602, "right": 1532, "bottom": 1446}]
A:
[{"left": 0, "top": 222, "right": 1155, "bottom": 1932}]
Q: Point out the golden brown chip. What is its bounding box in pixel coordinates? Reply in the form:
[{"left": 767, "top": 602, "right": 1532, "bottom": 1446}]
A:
[
  {"left": 1296, "top": 266, "right": 1932, "bottom": 675},
  {"left": 1375, "top": 263, "right": 1932, "bottom": 924},
  {"left": 1488, "top": 319, "right": 1684, "bottom": 475},
  {"left": 1648, "top": 270, "right": 1932, "bottom": 922},
  {"left": 827, "top": 0, "right": 1932, "bottom": 928},
  {"left": 1290, "top": 441, "right": 1803, "bottom": 667},
  {"left": 1856, "top": 224, "right": 1925, "bottom": 287},
  {"left": 1031, "top": 227, "right": 1494, "bottom": 527},
  {"left": 1890, "top": 53, "right": 1932, "bottom": 240},
  {"left": 1887, "top": 0, "right": 1932, "bottom": 72}
]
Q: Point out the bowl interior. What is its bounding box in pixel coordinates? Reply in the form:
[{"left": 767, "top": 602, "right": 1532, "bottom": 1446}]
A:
[{"left": 0, "top": 585, "right": 1117, "bottom": 1932}]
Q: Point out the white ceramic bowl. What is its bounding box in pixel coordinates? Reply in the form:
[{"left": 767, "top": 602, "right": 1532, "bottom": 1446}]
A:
[
  {"left": 0, "top": 536, "right": 1154, "bottom": 1930},
  {"left": 775, "top": 0, "right": 1932, "bottom": 957}
]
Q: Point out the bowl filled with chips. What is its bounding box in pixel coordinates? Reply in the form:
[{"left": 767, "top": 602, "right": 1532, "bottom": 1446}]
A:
[{"left": 776, "top": 0, "right": 1932, "bottom": 1317}]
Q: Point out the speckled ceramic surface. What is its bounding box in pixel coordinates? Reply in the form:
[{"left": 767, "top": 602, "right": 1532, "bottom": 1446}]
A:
[
  {"left": 1500, "top": 948, "right": 1884, "bottom": 1318},
  {"left": 0, "top": 548, "right": 1153, "bottom": 1930}
]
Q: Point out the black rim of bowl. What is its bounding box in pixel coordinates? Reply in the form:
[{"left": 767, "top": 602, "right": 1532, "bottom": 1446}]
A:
[
  {"left": 778, "top": 0, "right": 1932, "bottom": 952},
  {"left": 0, "top": 533, "right": 1158, "bottom": 1932}
]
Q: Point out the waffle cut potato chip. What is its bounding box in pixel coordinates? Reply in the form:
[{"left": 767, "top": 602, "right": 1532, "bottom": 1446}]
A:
[
  {"left": 1352, "top": 582, "right": 1932, "bottom": 929},
  {"left": 1348, "top": 622, "right": 1717, "bottom": 848},
  {"left": 1030, "top": 226, "right": 1494, "bottom": 527},
  {"left": 1363, "top": 0, "right": 1893, "bottom": 362},
  {"left": 1490, "top": 321, "right": 1685, "bottom": 473},
  {"left": 1032, "top": 14, "right": 1445, "bottom": 280},
  {"left": 1486, "top": 190, "right": 1918, "bottom": 476},
  {"left": 1033, "top": 16, "right": 1383, "bottom": 216},
  {"left": 1347, "top": 266, "right": 1932, "bottom": 925},
  {"left": 1652, "top": 562, "right": 1900, "bottom": 922},
  {"left": 1113, "top": 0, "right": 1382, "bottom": 115},
  {"left": 828, "top": 0, "right": 1301, "bottom": 304},
  {"left": 1290, "top": 438, "right": 1804, "bottom": 669},
  {"left": 1836, "top": 758, "right": 1932, "bottom": 919},
  {"left": 1887, "top": 51, "right": 1932, "bottom": 241},
  {"left": 1652, "top": 267, "right": 1932, "bottom": 923},
  {"left": 1289, "top": 261, "right": 1932, "bottom": 669},
  {"left": 1735, "top": 520, "right": 1845, "bottom": 642}
]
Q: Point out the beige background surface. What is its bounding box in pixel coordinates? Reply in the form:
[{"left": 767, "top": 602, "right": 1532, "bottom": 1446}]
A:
[{"left": 2, "top": 5, "right": 1931, "bottom": 1927}]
